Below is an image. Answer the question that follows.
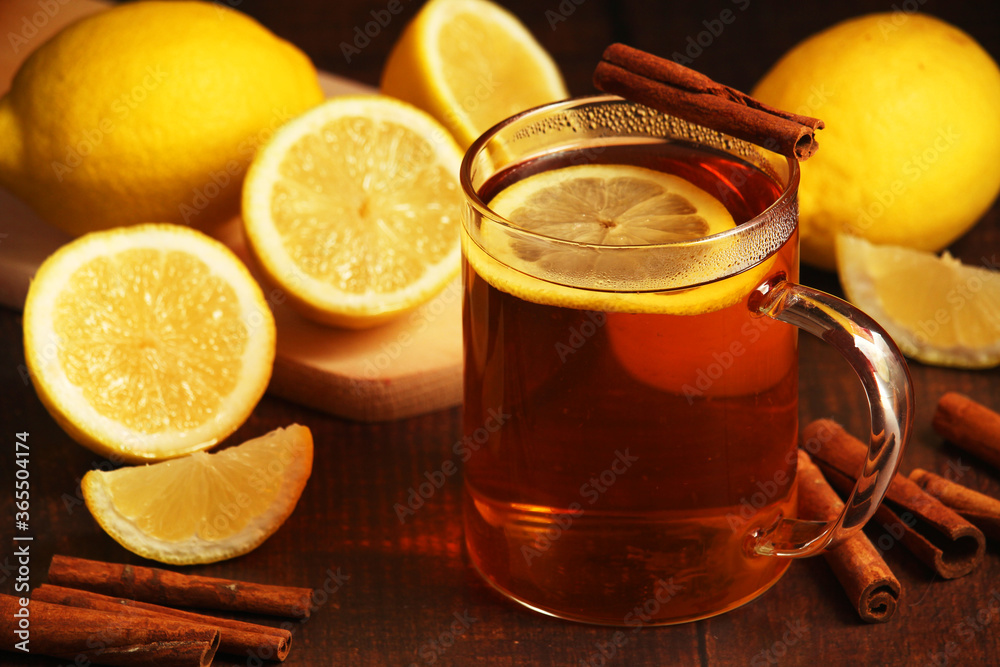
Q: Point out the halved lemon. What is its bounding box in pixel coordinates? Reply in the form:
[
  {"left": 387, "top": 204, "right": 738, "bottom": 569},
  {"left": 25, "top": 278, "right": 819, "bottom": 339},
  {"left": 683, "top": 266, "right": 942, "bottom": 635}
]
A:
[
  {"left": 242, "top": 95, "right": 464, "bottom": 328},
  {"left": 82, "top": 425, "right": 313, "bottom": 565},
  {"left": 23, "top": 224, "right": 276, "bottom": 463},
  {"left": 380, "top": 0, "right": 568, "bottom": 149},
  {"left": 471, "top": 163, "right": 774, "bottom": 316},
  {"left": 836, "top": 233, "right": 1000, "bottom": 368}
]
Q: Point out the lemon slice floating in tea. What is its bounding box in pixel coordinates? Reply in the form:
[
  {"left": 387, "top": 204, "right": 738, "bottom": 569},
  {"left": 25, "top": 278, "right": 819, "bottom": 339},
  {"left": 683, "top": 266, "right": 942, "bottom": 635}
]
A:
[
  {"left": 490, "top": 164, "right": 734, "bottom": 244},
  {"left": 472, "top": 163, "right": 773, "bottom": 316},
  {"left": 837, "top": 233, "right": 1000, "bottom": 368}
]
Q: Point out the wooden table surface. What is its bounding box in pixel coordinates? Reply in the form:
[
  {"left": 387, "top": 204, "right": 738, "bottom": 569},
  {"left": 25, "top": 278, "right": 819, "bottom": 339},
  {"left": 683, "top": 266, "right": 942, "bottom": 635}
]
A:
[{"left": 3, "top": 1, "right": 1000, "bottom": 665}]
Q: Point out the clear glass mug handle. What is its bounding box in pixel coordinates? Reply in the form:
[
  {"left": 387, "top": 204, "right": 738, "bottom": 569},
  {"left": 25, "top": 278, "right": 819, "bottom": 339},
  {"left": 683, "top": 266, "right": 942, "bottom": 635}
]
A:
[{"left": 748, "top": 277, "right": 914, "bottom": 558}]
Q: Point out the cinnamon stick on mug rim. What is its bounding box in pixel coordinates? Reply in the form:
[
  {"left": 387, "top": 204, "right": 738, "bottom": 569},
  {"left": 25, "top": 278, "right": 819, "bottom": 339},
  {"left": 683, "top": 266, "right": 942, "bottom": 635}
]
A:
[
  {"left": 593, "top": 43, "right": 825, "bottom": 160},
  {"left": 33, "top": 584, "right": 293, "bottom": 661},
  {"left": 797, "top": 450, "right": 901, "bottom": 623},
  {"left": 910, "top": 468, "right": 1000, "bottom": 542},
  {"left": 933, "top": 392, "right": 1000, "bottom": 471},
  {"left": 801, "top": 419, "right": 986, "bottom": 579},
  {"left": 0, "top": 593, "right": 219, "bottom": 667},
  {"left": 48, "top": 554, "right": 314, "bottom": 618}
]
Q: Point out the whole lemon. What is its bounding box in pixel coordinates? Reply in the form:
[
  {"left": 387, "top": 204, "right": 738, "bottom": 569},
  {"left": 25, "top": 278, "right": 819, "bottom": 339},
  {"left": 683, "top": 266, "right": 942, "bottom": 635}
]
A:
[
  {"left": 0, "top": 1, "right": 324, "bottom": 236},
  {"left": 752, "top": 13, "right": 1000, "bottom": 270}
]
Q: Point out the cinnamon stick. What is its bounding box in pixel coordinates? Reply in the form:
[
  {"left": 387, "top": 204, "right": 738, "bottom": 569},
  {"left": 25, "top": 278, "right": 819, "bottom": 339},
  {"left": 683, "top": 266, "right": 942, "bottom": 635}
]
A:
[
  {"left": 910, "top": 468, "right": 1000, "bottom": 541},
  {"left": 34, "top": 584, "right": 292, "bottom": 661},
  {"left": 593, "top": 43, "right": 825, "bottom": 160},
  {"left": 796, "top": 450, "right": 900, "bottom": 623},
  {"left": 1, "top": 594, "right": 218, "bottom": 667},
  {"left": 48, "top": 555, "right": 313, "bottom": 618},
  {"left": 933, "top": 392, "right": 1000, "bottom": 471},
  {"left": 801, "top": 419, "right": 985, "bottom": 579}
]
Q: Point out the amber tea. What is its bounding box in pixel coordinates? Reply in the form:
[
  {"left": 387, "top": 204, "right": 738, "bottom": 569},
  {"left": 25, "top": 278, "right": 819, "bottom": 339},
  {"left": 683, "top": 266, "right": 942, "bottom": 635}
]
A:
[{"left": 464, "top": 142, "right": 798, "bottom": 624}]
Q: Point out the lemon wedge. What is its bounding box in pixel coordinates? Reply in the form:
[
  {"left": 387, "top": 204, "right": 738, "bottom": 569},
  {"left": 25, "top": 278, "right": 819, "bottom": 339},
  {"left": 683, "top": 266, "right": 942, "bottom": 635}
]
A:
[
  {"left": 837, "top": 233, "right": 1000, "bottom": 368},
  {"left": 470, "top": 163, "right": 773, "bottom": 316},
  {"left": 23, "top": 224, "right": 276, "bottom": 463},
  {"left": 242, "top": 95, "right": 464, "bottom": 329},
  {"left": 82, "top": 425, "right": 313, "bottom": 565},
  {"left": 381, "top": 0, "right": 567, "bottom": 148}
]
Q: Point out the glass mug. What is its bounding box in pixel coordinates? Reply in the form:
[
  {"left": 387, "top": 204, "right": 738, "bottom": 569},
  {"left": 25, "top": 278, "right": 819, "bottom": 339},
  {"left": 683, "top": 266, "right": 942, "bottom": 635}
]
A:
[{"left": 459, "top": 95, "right": 913, "bottom": 626}]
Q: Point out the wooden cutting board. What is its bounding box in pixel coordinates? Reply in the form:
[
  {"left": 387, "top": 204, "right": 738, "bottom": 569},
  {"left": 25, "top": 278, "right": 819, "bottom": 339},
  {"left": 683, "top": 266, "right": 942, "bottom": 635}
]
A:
[{"left": 0, "top": 0, "right": 463, "bottom": 422}]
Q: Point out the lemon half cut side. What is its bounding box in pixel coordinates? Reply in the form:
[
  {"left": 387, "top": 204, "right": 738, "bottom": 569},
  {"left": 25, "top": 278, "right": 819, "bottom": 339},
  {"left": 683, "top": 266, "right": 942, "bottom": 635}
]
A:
[
  {"left": 23, "top": 224, "right": 276, "bottom": 462},
  {"left": 242, "top": 95, "right": 465, "bottom": 329},
  {"left": 381, "top": 0, "right": 568, "bottom": 149}
]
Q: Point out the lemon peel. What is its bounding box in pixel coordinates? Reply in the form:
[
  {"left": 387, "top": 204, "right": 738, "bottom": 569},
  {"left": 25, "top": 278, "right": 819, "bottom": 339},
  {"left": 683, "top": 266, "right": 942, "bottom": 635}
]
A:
[{"left": 0, "top": 1, "right": 324, "bottom": 235}]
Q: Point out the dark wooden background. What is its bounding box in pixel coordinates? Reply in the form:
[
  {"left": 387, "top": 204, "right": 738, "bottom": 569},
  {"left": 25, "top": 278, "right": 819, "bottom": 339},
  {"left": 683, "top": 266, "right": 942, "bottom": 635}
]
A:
[{"left": 3, "top": 0, "right": 1000, "bottom": 665}]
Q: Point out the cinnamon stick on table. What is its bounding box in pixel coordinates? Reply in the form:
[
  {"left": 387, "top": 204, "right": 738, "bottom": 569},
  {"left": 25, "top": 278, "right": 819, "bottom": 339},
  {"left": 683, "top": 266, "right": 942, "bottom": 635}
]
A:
[
  {"left": 33, "top": 584, "right": 292, "bottom": 661},
  {"left": 0, "top": 594, "right": 218, "bottom": 667},
  {"left": 910, "top": 468, "right": 1000, "bottom": 542},
  {"left": 796, "top": 450, "right": 901, "bottom": 623},
  {"left": 933, "top": 392, "right": 1000, "bottom": 471},
  {"left": 593, "top": 43, "right": 825, "bottom": 160},
  {"left": 48, "top": 554, "right": 314, "bottom": 618},
  {"left": 801, "top": 419, "right": 986, "bottom": 579}
]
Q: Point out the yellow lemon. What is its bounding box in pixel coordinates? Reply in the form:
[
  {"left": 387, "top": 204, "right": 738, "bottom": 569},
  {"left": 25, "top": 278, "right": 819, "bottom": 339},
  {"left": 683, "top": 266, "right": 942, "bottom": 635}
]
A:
[
  {"left": 753, "top": 13, "right": 1000, "bottom": 270},
  {"left": 23, "top": 224, "right": 276, "bottom": 462},
  {"left": 242, "top": 95, "right": 464, "bottom": 329},
  {"left": 82, "top": 424, "right": 313, "bottom": 565},
  {"left": 380, "top": 0, "right": 567, "bottom": 149},
  {"left": 0, "top": 1, "right": 324, "bottom": 236},
  {"left": 837, "top": 233, "right": 1000, "bottom": 368}
]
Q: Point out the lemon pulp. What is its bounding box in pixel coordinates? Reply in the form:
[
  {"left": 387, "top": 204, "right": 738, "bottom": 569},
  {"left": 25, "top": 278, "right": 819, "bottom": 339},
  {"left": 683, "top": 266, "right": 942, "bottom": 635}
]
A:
[
  {"left": 242, "top": 95, "right": 465, "bottom": 328},
  {"left": 82, "top": 424, "right": 313, "bottom": 565},
  {"left": 836, "top": 233, "right": 1000, "bottom": 368},
  {"left": 55, "top": 249, "right": 245, "bottom": 433}
]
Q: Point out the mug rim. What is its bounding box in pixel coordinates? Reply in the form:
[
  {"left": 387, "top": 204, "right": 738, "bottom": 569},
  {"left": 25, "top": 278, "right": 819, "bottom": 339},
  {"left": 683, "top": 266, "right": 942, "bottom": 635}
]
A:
[{"left": 460, "top": 94, "right": 800, "bottom": 254}]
